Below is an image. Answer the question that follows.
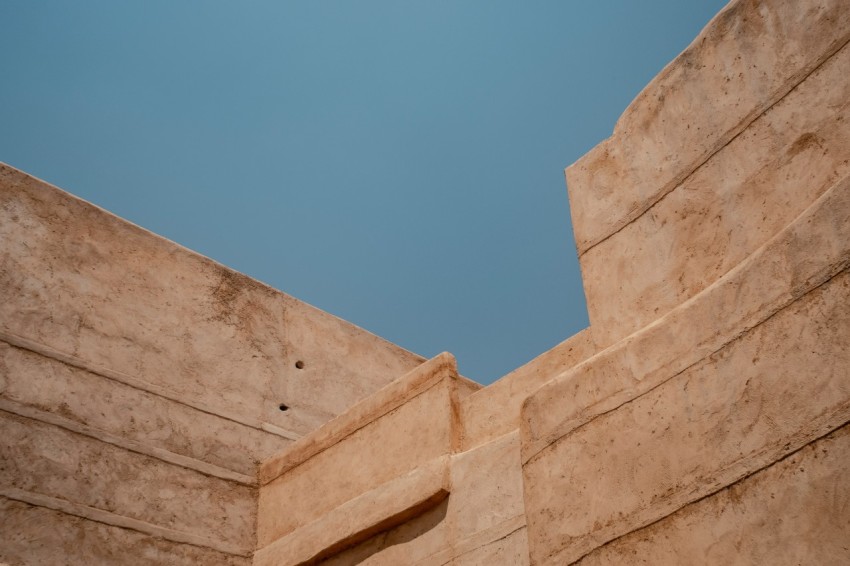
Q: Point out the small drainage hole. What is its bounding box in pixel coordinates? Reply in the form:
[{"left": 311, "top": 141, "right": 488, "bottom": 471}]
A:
[
  {"left": 295, "top": 360, "right": 305, "bottom": 369},
  {"left": 279, "top": 403, "right": 289, "bottom": 412}
]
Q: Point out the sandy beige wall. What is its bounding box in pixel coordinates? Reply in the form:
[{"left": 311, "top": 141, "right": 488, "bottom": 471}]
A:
[
  {"left": 321, "top": 499, "right": 451, "bottom": 565},
  {"left": 576, "top": 424, "right": 850, "bottom": 566},
  {"left": 255, "top": 352, "right": 528, "bottom": 565},
  {"left": 581, "top": 38, "right": 850, "bottom": 347},
  {"left": 255, "top": 355, "right": 463, "bottom": 564},
  {"left": 0, "top": 163, "right": 424, "bottom": 438},
  {"left": 523, "top": 263, "right": 850, "bottom": 564},
  {"left": 460, "top": 328, "right": 597, "bottom": 450},
  {"left": 0, "top": 342, "right": 282, "bottom": 479},
  {"left": 0, "top": 411, "right": 255, "bottom": 555},
  {"left": 567, "top": 0, "right": 850, "bottom": 253},
  {"left": 0, "top": 163, "right": 426, "bottom": 563},
  {"left": 520, "top": 3, "right": 850, "bottom": 559},
  {"left": 0, "top": 497, "right": 250, "bottom": 566},
  {"left": 567, "top": 0, "right": 850, "bottom": 348},
  {"left": 257, "top": 379, "right": 455, "bottom": 548},
  {"left": 289, "top": 431, "right": 530, "bottom": 566}
]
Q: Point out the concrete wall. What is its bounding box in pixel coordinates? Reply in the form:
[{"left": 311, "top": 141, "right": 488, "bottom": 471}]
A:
[
  {"left": 567, "top": 0, "right": 850, "bottom": 349},
  {"left": 0, "top": 165, "right": 424, "bottom": 564},
  {"left": 575, "top": 424, "right": 850, "bottom": 566},
  {"left": 247, "top": 1, "right": 849, "bottom": 564},
  {"left": 521, "top": 0, "right": 850, "bottom": 563},
  {"left": 2, "top": 0, "right": 849, "bottom": 564}
]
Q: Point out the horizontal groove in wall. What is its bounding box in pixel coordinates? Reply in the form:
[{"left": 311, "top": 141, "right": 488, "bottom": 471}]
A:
[
  {"left": 0, "top": 487, "right": 251, "bottom": 558},
  {"left": 578, "top": 27, "right": 850, "bottom": 256},
  {"left": 414, "top": 514, "right": 526, "bottom": 566},
  {"left": 0, "top": 399, "right": 255, "bottom": 486},
  {"left": 524, "top": 264, "right": 850, "bottom": 565},
  {"left": 524, "top": 171, "right": 850, "bottom": 464},
  {"left": 0, "top": 329, "right": 302, "bottom": 441},
  {"left": 572, "top": 422, "right": 850, "bottom": 564}
]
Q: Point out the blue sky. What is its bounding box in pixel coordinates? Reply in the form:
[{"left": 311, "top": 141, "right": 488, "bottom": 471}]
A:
[{"left": 1, "top": 1, "right": 728, "bottom": 384}]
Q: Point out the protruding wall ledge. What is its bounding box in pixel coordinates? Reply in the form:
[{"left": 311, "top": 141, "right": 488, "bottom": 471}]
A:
[
  {"left": 521, "top": 173, "right": 850, "bottom": 565},
  {"left": 259, "top": 352, "right": 468, "bottom": 486},
  {"left": 566, "top": 0, "right": 850, "bottom": 256},
  {"left": 256, "top": 353, "right": 476, "bottom": 560},
  {"left": 523, "top": 172, "right": 850, "bottom": 462},
  {"left": 459, "top": 329, "right": 597, "bottom": 451},
  {"left": 253, "top": 456, "right": 450, "bottom": 566}
]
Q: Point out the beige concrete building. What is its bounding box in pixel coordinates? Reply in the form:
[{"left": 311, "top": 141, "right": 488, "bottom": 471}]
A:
[{"left": 2, "top": 0, "right": 849, "bottom": 563}]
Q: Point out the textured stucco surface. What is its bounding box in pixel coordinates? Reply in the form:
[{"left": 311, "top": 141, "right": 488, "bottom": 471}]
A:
[
  {"left": 2, "top": 0, "right": 849, "bottom": 563},
  {"left": 257, "top": 357, "right": 461, "bottom": 549},
  {"left": 0, "top": 411, "right": 256, "bottom": 552},
  {"left": 0, "top": 497, "right": 250, "bottom": 566},
  {"left": 460, "top": 328, "right": 597, "bottom": 450},
  {"left": 576, "top": 424, "right": 850, "bottom": 566},
  {"left": 523, "top": 268, "right": 850, "bottom": 564},
  {"left": 522, "top": 172, "right": 850, "bottom": 463},
  {"left": 518, "top": 0, "right": 850, "bottom": 562},
  {"left": 579, "top": 37, "right": 850, "bottom": 347},
  {"left": 0, "top": 163, "right": 426, "bottom": 562},
  {"left": 0, "top": 164, "right": 424, "bottom": 436},
  {"left": 0, "top": 342, "right": 282, "bottom": 478},
  {"left": 566, "top": 0, "right": 850, "bottom": 256}
]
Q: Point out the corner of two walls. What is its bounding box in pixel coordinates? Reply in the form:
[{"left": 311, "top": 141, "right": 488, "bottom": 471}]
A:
[
  {"left": 4, "top": 0, "right": 850, "bottom": 563},
  {"left": 0, "top": 163, "right": 425, "bottom": 565}
]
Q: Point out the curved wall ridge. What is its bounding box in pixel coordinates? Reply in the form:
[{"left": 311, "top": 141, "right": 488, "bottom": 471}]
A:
[
  {"left": 521, "top": 0, "right": 850, "bottom": 563},
  {"left": 567, "top": 0, "right": 850, "bottom": 348}
]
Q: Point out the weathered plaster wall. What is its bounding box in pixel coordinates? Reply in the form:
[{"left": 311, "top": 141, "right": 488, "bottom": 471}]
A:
[
  {"left": 254, "top": 354, "right": 532, "bottom": 566},
  {"left": 575, "top": 424, "right": 850, "bottom": 566},
  {"left": 252, "top": 1, "right": 850, "bottom": 564},
  {"left": 521, "top": 0, "right": 850, "bottom": 563},
  {"left": 0, "top": 165, "right": 425, "bottom": 564},
  {"left": 459, "top": 328, "right": 597, "bottom": 451},
  {"left": 0, "top": 497, "right": 248, "bottom": 566},
  {"left": 0, "top": 164, "right": 425, "bottom": 435},
  {"left": 2, "top": 0, "right": 849, "bottom": 564},
  {"left": 568, "top": 0, "right": 850, "bottom": 348}
]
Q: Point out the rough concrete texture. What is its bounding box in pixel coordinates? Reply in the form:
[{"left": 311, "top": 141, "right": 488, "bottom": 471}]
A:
[
  {"left": 2, "top": 0, "right": 849, "bottom": 564},
  {"left": 0, "top": 498, "right": 250, "bottom": 566},
  {"left": 580, "top": 36, "right": 850, "bottom": 347},
  {"left": 523, "top": 268, "right": 850, "bottom": 564},
  {"left": 0, "top": 163, "right": 425, "bottom": 562},
  {"left": 0, "top": 163, "right": 424, "bottom": 437},
  {"left": 256, "top": 355, "right": 464, "bottom": 549},
  {"left": 566, "top": 0, "right": 850, "bottom": 255},
  {"left": 576, "top": 424, "right": 850, "bottom": 566}
]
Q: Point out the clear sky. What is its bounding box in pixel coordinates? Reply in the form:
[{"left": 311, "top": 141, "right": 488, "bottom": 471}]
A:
[{"left": 1, "top": 1, "right": 728, "bottom": 384}]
